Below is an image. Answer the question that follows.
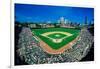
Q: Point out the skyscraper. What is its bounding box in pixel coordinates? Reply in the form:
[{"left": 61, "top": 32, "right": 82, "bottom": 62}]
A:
[{"left": 60, "top": 17, "right": 65, "bottom": 26}]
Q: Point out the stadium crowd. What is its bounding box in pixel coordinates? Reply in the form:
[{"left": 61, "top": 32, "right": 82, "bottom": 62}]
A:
[{"left": 16, "top": 27, "right": 93, "bottom": 64}]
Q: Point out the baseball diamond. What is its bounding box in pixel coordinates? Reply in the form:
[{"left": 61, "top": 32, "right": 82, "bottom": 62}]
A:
[
  {"left": 32, "top": 28, "right": 80, "bottom": 54},
  {"left": 41, "top": 31, "right": 73, "bottom": 43}
]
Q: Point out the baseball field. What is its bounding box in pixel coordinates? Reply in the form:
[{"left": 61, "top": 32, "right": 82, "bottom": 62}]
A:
[{"left": 32, "top": 28, "right": 80, "bottom": 52}]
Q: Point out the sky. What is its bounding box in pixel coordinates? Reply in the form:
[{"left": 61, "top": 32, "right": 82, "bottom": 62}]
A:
[{"left": 15, "top": 4, "right": 94, "bottom": 24}]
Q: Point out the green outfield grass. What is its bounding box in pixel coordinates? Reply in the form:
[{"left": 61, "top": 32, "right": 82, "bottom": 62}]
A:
[{"left": 32, "top": 28, "right": 80, "bottom": 50}]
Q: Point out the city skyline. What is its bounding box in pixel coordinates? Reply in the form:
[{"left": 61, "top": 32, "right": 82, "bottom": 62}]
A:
[{"left": 15, "top": 4, "right": 94, "bottom": 24}]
